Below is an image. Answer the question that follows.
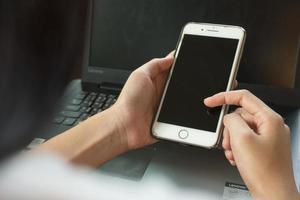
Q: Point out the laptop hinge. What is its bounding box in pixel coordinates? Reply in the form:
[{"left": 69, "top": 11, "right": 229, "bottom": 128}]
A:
[
  {"left": 99, "top": 82, "right": 123, "bottom": 92},
  {"left": 82, "top": 81, "right": 123, "bottom": 93}
]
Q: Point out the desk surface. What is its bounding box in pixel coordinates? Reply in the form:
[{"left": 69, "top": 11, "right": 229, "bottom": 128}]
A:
[
  {"left": 96, "top": 144, "right": 244, "bottom": 200},
  {"left": 94, "top": 108, "right": 300, "bottom": 200}
]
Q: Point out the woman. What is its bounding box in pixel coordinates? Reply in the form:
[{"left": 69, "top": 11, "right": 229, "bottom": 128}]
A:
[{"left": 0, "top": 1, "right": 299, "bottom": 199}]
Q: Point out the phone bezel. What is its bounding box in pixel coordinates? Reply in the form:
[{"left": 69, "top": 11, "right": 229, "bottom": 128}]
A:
[{"left": 152, "top": 22, "right": 246, "bottom": 149}]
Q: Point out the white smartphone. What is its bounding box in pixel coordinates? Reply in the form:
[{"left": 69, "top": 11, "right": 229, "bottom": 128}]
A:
[{"left": 152, "top": 23, "right": 246, "bottom": 148}]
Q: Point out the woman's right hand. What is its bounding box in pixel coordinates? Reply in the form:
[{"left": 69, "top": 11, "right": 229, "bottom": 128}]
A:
[{"left": 204, "top": 90, "right": 299, "bottom": 200}]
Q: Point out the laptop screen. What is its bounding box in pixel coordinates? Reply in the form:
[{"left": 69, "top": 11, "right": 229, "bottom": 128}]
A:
[{"left": 89, "top": 0, "right": 300, "bottom": 89}]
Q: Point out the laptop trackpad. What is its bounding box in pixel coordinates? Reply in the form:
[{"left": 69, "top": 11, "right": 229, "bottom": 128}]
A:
[{"left": 97, "top": 147, "right": 154, "bottom": 181}]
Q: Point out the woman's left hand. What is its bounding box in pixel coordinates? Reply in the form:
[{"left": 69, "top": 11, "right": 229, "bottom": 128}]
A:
[{"left": 112, "top": 52, "right": 174, "bottom": 150}]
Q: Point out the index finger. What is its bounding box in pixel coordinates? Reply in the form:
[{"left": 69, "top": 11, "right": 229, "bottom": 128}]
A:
[{"left": 204, "top": 90, "right": 271, "bottom": 116}]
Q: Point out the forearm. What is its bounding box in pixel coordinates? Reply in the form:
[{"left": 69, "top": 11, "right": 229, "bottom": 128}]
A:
[{"left": 39, "top": 108, "right": 128, "bottom": 167}]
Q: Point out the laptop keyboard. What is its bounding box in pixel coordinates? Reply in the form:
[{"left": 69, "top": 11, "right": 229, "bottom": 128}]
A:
[{"left": 53, "top": 91, "right": 118, "bottom": 127}]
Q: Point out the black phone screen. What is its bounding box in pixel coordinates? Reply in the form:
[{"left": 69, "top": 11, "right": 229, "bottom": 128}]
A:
[{"left": 158, "top": 34, "right": 239, "bottom": 132}]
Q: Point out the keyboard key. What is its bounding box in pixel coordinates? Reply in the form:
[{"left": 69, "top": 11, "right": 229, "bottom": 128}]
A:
[
  {"left": 65, "top": 105, "right": 80, "bottom": 111},
  {"left": 97, "top": 108, "right": 103, "bottom": 113},
  {"left": 70, "top": 99, "right": 82, "bottom": 105},
  {"left": 99, "top": 93, "right": 107, "bottom": 97},
  {"left": 80, "top": 106, "right": 92, "bottom": 113},
  {"left": 95, "top": 96, "right": 106, "bottom": 103},
  {"left": 85, "top": 107, "right": 92, "bottom": 113},
  {"left": 27, "top": 138, "right": 46, "bottom": 149},
  {"left": 106, "top": 98, "right": 115, "bottom": 104},
  {"left": 79, "top": 113, "right": 89, "bottom": 121},
  {"left": 75, "top": 93, "right": 87, "bottom": 100},
  {"left": 102, "top": 103, "right": 111, "bottom": 110},
  {"left": 108, "top": 94, "right": 116, "bottom": 99},
  {"left": 74, "top": 119, "right": 82, "bottom": 125},
  {"left": 86, "top": 95, "right": 97, "bottom": 101},
  {"left": 90, "top": 112, "right": 97, "bottom": 116},
  {"left": 81, "top": 100, "right": 93, "bottom": 107},
  {"left": 60, "top": 111, "right": 81, "bottom": 118},
  {"left": 90, "top": 108, "right": 100, "bottom": 116},
  {"left": 86, "top": 92, "right": 97, "bottom": 98},
  {"left": 53, "top": 116, "right": 65, "bottom": 124},
  {"left": 62, "top": 118, "right": 77, "bottom": 126},
  {"left": 92, "top": 102, "right": 103, "bottom": 109}
]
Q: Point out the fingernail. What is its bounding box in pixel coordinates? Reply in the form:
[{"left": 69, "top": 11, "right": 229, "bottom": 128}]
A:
[
  {"left": 166, "top": 54, "right": 174, "bottom": 59},
  {"left": 230, "top": 160, "right": 236, "bottom": 166},
  {"left": 166, "top": 51, "right": 175, "bottom": 58},
  {"left": 204, "top": 97, "right": 210, "bottom": 103}
]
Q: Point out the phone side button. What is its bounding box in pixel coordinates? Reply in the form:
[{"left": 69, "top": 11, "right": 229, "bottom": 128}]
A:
[{"left": 178, "top": 130, "right": 189, "bottom": 139}]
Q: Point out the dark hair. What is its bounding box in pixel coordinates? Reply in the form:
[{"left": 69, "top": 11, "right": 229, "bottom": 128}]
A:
[{"left": 0, "top": 0, "right": 89, "bottom": 160}]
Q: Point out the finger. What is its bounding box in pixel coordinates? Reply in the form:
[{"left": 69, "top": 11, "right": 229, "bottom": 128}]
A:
[
  {"left": 204, "top": 90, "right": 271, "bottom": 117},
  {"left": 284, "top": 124, "right": 291, "bottom": 134},
  {"left": 233, "top": 80, "right": 238, "bottom": 89},
  {"left": 139, "top": 53, "right": 174, "bottom": 80},
  {"left": 222, "top": 127, "right": 231, "bottom": 150},
  {"left": 156, "top": 68, "right": 169, "bottom": 88},
  {"left": 154, "top": 70, "right": 170, "bottom": 108},
  {"left": 229, "top": 160, "right": 236, "bottom": 166},
  {"left": 167, "top": 50, "right": 175, "bottom": 57},
  {"left": 234, "top": 108, "right": 257, "bottom": 132},
  {"left": 223, "top": 112, "right": 256, "bottom": 144},
  {"left": 148, "top": 136, "right": 158, "bottom": 145},
  {"left": 225, "top": 150, "right": 235, "bottom": 161}
]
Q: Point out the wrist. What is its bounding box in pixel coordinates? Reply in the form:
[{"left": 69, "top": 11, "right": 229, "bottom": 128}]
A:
[
  {"left": 105, "top": 106, "right": 130, "bottom": 152},
  {"left": 66, "top": 108, "right": 129, "bottom": 166},
  {"left": 252, "top": 182, "right": 299, "bottom": 200},
  {"left": 109, "top": 103, "right": 135, "bottom": 150},
  {"left": 255, "top": 192, "right": 300, "bottom": 200}
]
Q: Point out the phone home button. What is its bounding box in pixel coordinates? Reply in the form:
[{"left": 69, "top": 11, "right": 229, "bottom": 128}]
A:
[{"left": 178, "top": 130, "right": 189, "bottom": 139}]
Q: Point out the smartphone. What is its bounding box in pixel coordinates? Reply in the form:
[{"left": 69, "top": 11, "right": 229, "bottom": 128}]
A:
[{"left": 152, "top": 23, "right": 246, "bottom": 148}]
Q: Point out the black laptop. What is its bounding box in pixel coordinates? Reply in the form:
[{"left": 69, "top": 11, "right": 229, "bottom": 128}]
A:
[{"left": 29, "top": 0, "right": 300, "bottom": 145}]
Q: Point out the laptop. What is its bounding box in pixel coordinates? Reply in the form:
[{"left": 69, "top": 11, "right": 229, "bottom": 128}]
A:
[{"left": 29, "top": 0, "right": 300, "bottom": 198}]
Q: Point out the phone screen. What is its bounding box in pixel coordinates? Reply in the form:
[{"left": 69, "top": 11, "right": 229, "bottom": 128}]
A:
[{"left": 158, "top": 34, "right": 239, "bottom": 132}]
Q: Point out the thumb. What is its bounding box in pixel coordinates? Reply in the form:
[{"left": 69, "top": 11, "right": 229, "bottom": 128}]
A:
[{"left": 223, "top": 113, "right": 256, "bottom": 147}]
